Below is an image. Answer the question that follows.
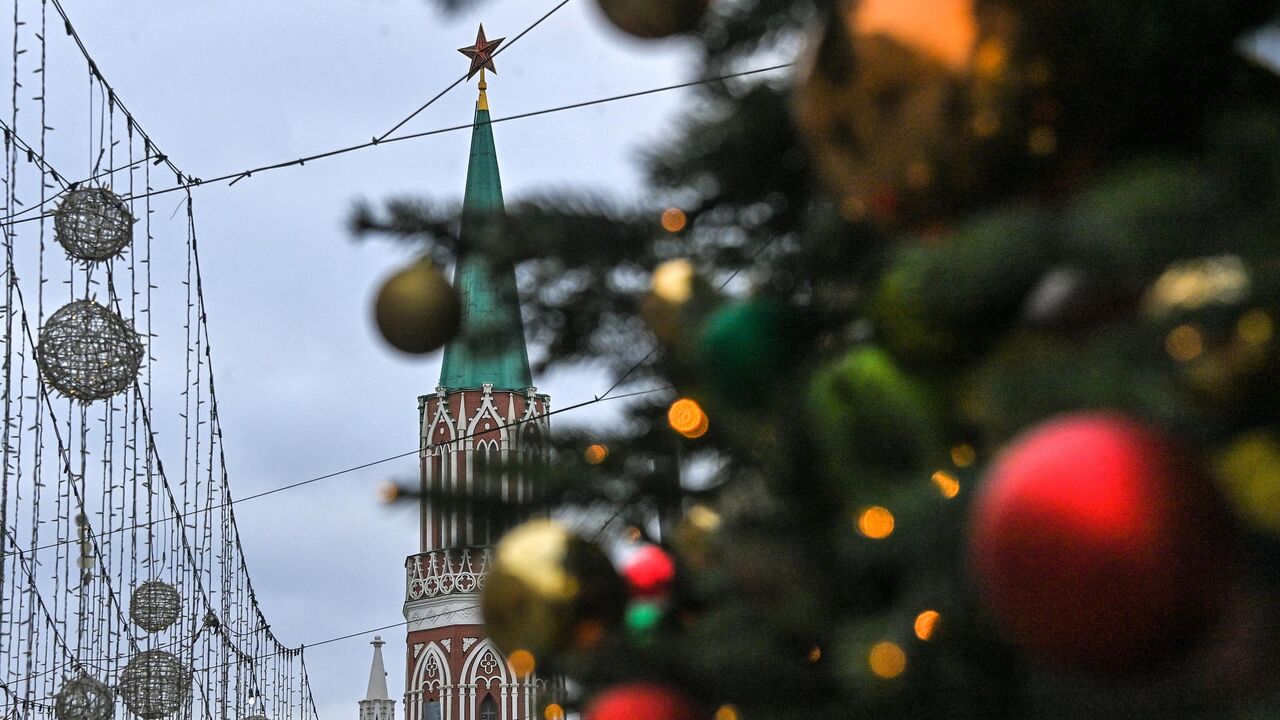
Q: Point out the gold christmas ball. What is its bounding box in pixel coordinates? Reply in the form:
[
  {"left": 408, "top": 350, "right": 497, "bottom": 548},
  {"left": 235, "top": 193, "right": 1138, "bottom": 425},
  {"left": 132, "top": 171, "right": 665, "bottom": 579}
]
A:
[
  {"left": 373, "top": 259, "right": 461, "bottom": 354},
  {"left": 482, "top": 520, "right": 626, "bottom": 656},
  {"left": 594, "top": 0, "right": 708, "bottom": 40},
  {"left": 793, "top": 0, "right": 1021, "bottom": 225}
]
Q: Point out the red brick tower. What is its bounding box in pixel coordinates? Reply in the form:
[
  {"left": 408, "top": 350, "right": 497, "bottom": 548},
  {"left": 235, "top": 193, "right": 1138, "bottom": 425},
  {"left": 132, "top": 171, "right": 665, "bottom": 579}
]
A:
[{"left": 402, "top": 29, "right": 550, "bottom": 720}]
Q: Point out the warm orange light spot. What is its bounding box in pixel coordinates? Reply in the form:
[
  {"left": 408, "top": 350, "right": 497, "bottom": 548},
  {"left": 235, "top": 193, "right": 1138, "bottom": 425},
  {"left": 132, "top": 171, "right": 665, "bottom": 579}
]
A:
[
  {"left": 544, "top": 704, "right": 565, "bottom": 720},
  {"left": 1238, "top": 309, "right": 1273, "bottom": 346},
  {"left": 974, "top": 39, "right": 1007, "bottom": 77},
  {"left": 857, "top": 506, "right": 896, "bottom": 539},
  {"left": 668, "top": 399, "right": 709, "bottom": 439},
  {"left": 714, "top": 705, "right": 739, "bottom": 720},
  {"left": 585, "top": 444, "right": 609, "bottom": 465},
  {"left": 869, "top": 641, "right": 907, "bottom": 679},
  {"left": 573, "top": 620, "right": 605, "bottom": 651},
  {"left": 971, "top": 109, "right": 1000, "bottom": 138},
  {"left": 652, "top": 259, "right": 696, "bottom": 304},
  {"left": 661, "top": 208, "right": 688, "bottom": 233},
  {"left": 905, "top": 161, "right": 933, "bottom": 188},
  {"left": 1166, "top": 324, "right": 1205, "bottom": 362},
  {"left": 626, "top": 526, "right": 643, "bottom": 542},
  {"left": 508, "top": 649, "right": 536, "bottom": 679},
  {"left": 808, "top": 646, "right": 822, "bottom": 663},
  {"left": 377, "top": 481, "right": 399, "bottom": 504},
  {"left": 853, "top": 0, "right": 977, "bottom": 71},
  {"left": 914, "top": 610, "right": 941, "bottom": 641},
  {"left": 1029, "top": 126, "right": 1057, "bottom": 156},
  {"left": 950, "top": 443, "right": 976, "bottom": 468},
  {"left": 931, "top": 470, "right": 961, "bottom": 499}
]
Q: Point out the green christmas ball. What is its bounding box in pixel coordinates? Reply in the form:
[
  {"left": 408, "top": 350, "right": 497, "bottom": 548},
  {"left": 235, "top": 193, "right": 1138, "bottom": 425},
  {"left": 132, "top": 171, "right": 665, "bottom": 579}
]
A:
[
  {"left": 808, "top": 347, "right": 943, "bottom": 480},
  {"left": 594, "top": 0, "right": 708, "bottom": 39},
  {"left": 373, "top": 259, "right": 461, "bottom": 354},
  {"left": 696, "top": 298, "right": 797, "bottom": 403},
  {"left": 482, "top": 520, "right": 627, "bottom": 656}
]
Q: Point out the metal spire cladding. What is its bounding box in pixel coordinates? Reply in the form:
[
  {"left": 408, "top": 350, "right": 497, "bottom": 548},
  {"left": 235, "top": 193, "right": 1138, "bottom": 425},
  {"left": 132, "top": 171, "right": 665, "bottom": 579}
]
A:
[{"left": 439, "top": 28, "right": 533, "bottom": 392}]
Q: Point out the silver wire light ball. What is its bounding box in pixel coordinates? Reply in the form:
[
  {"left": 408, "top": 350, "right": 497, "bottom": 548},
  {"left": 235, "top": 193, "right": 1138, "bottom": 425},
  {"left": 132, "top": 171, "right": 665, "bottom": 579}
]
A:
[
  {"left": 118, "top": 650, "right": 191, "bottom": 719},
  {"left": 130, "top": 580, "right": 182, "bottom": 633},
  {"left": 54, "top": 674, "right": 114, "bottom": 720},
  {"left": 38, "top": 300, "right": 144, "bottom": 402},
  {"left": 55, "top": 187, "right": 134, "bottom": 262}
]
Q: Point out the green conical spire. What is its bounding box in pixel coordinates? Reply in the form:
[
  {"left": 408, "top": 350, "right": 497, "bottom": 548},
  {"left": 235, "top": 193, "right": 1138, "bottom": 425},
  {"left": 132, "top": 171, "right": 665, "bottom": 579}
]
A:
[{"left": 439, "top": 80, "right": 533, "bottom": 391}]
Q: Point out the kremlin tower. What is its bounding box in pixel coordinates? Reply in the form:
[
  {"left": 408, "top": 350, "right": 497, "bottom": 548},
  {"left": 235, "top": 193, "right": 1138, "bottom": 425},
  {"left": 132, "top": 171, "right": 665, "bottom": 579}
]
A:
[{"left": 397, "top": 27, "right": 551, "bottom": 720}]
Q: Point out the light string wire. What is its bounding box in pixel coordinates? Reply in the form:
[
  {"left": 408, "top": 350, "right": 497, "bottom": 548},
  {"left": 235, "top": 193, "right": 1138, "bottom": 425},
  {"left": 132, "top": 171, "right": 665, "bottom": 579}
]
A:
[{"left": 0, "top": 63, "right": 794, "bottom": 229}]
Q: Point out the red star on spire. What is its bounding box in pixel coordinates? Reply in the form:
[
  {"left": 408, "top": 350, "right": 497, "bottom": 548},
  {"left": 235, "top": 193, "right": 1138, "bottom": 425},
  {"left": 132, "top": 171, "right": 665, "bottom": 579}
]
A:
[{"left": 458, "top": 24, "right": 505, "bottom": 80}]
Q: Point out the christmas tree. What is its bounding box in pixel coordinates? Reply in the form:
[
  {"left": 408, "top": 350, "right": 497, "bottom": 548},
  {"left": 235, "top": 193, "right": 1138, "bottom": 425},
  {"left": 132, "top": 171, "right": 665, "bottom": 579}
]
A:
[{"left": 357, "top": 0, "right": 1280, "bottom": 718}]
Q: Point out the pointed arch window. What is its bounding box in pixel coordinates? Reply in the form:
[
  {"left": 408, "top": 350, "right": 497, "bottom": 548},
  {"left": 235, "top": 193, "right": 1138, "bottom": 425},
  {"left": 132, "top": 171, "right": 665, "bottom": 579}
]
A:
[
  {"left": 425, "top": 700, "right": 441, "bottom": 720},
  {"left": 479, "top": 695, "right": 498, "bottom": 720}
]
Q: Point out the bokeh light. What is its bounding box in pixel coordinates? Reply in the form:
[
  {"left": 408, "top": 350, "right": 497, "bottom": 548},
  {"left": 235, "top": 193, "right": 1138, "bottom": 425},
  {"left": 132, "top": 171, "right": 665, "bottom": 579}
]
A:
[
  {"left": 1237, "top": 309, "right": 1273, "bottom": 346},
  {"left": 585, "top": 443, "right": 609, "bottom": 465},
  {"left": 931, "top": 470, "right": 961, "bottom": 499},
  {"left": 377, "top": 481, "right": 400, "bottom": 504},
  {"left": 625, "top": 601, "right": 663, "bottom": 640},
  {"left": 1166, "top": 324, "right": 1205, "bottom": 362},
  {"left": 508, "top": 649, "right": 536, "bottom": 679},
  {"left": 652, "top": 259, "right": 696, "bottom": 304},
  {"left": 853, "top": 0, "right": 977, "bottom": 71},
  {"left": 544, "top": 704, "right": 565, "bottom": 720},
  {"left": 661, "top": 208, "right": 688, "bottom": 233},
  {"left": 857, "top": 506, "right": 896, "bottom": 539},
  {"left": 950, "top": 443, "right": 976, "bottom": 468},
  {"left": 914, "top": 610, "right": 941, "bottom": 641},
  {"left": 668, "top": 398, "right": 709, "bottom": 439},
  {"left": 808, "top": 646, "right": 822, "bottom": 663},
  {"left": 1028, "top": 126, "right": 1057, "bottom": 156},
  {"left": 869, "top": 641, "right": 907, "bottom": 679},
  {"left": 573, "top": 619, "right": 605, "bottom": 652},
  {"left": 714, "top": 705, "right": 740, "bottom": 720}
]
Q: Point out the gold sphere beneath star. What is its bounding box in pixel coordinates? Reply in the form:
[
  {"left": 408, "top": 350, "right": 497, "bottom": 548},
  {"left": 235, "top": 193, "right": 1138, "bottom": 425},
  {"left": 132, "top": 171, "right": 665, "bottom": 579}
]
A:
[
  {"left": 374, "top": 259, "right": 462, "bottom": 354},
  {"left": 482, "top": 520, "right": 625, "bottom": 656}
]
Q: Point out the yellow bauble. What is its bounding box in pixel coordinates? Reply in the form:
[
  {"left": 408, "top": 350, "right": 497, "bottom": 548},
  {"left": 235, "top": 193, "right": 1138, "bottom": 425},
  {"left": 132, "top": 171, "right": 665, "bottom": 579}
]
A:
[
  {"left": 1216, "top": 434, "right": 1280, "bottom": 535},
  {"left": 594, "top": 0, "right": 708, "bottom": 39},
  {"left": 373, "top": 259, "right": 461, "bottom": 354},
  {"left": 482, "top": 520, "right": 626, "bottom": 656}
]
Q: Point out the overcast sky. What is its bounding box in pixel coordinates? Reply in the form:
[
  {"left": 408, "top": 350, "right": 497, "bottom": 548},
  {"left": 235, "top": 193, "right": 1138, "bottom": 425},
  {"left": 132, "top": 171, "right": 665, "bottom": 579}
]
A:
[{"left": 30, "top": 1, "right": 697, "bottom": 717}]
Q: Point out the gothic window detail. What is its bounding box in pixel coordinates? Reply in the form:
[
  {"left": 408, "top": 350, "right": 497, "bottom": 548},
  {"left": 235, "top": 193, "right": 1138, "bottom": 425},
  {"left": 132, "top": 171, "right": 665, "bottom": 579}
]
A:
[{"left": 478, "top": 696, "right": 498, "bottom": 720}]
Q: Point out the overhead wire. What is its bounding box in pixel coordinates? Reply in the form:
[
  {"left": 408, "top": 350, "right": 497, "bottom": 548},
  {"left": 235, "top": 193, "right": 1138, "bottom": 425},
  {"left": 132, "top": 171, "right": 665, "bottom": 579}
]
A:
[
  {"left": 374, "top": 0, "right": 573, "bottom": 142},
  {"left": 0, "top": 63, "right": 794, "bottom": 229}
]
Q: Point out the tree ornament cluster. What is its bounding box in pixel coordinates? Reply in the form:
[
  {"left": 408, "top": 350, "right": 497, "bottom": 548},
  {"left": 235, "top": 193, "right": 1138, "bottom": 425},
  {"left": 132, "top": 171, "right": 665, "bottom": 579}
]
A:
[
  {"left": 54, "top": 674, "right": 114, "bottom": 720},
  {"left": 118, "top": 650, "right": 192, "bottom": 719},
  {"left": 54, "top": 187, "right": 134, "bottom": 262},
  {"left": 373, "top": 259, "right": 462, "bottom": 354},
  {"left": 38, "top": 300, "right": 144, "bottom": 402},
  {"left": 129, "top": 581, "right": 182, "bottom": 633},
  {"left": 968, "top": 414, "right": 1230, "bottom": 673}
]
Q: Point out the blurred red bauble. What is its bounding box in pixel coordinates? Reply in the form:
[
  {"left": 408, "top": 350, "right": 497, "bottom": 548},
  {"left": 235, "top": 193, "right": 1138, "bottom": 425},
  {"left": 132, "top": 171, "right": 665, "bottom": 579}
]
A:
[
  {"left": 594, "top": 0, "right": 708, "bottom": 39},
  {"left": 968, "top": 413, "right": 1229, "bottom": 673},
  {"left": 622, "top": 545, "right": 676, "bottom": 598},
  {"left": 584, "top": 683, "right": 697, "bottom": 720}
]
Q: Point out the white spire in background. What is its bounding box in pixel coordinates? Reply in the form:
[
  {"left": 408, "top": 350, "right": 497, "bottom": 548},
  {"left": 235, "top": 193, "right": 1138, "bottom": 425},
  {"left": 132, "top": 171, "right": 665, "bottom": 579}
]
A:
[{"left": 359, "top": 636, "right": 395, "bottom": 720}]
